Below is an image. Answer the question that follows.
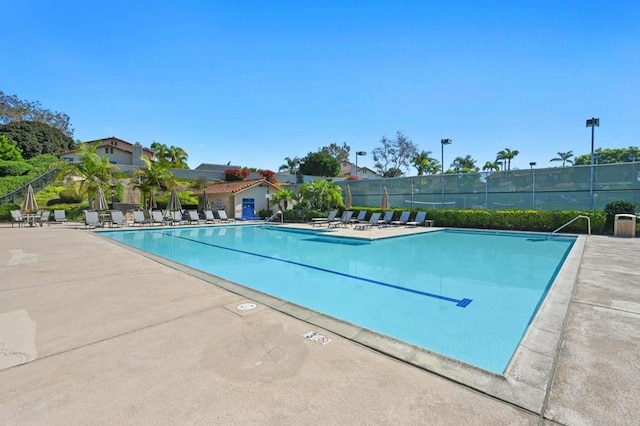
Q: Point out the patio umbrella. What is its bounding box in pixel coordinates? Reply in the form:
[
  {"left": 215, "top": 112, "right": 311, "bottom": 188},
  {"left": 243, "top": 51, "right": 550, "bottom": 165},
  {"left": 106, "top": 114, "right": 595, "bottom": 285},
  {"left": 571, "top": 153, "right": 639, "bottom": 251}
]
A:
[
  {"left": 381, "top": 186, "right": 390, "bottom": 210},
  {"left": 345, "top": 185, "right": 352, "bottom": 210},
  {"left": 168, "top": 188, "right": 182, "bottom": 212},
  {"left": 22, "top": 184, "right": 38, "bottom": 213},
  {"left": 198, "top": 188, "right": 208, "bottom": 212},
  {"left": 95, "top": 186, "right": 109, "bottom": 212},
  {"left": 148, "top": 190, "right": 157, "bottom": 210}
]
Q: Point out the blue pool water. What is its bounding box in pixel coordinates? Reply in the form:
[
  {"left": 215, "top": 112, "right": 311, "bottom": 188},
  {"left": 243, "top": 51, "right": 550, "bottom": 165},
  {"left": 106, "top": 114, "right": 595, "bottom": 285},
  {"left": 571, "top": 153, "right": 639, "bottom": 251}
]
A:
[{"left": 101, "top": 226, "right": 575, "bottom": 373}]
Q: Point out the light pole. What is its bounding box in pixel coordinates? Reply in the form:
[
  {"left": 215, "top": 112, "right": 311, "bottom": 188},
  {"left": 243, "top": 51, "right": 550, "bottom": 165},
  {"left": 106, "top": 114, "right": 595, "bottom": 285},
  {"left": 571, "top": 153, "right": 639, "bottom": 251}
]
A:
[
  {"left": 529, "top": 162, "right": 537, "bottom": 209},
  {"left": 586, "top": 117, "right": 599, "bottom": 209},
  {"left": 441, "top": 139, "right": 452, "bottom": 206},
  {"left": 630, "top": 154, "right": 637, "bottom": 186},
  {"left": 355, "top": 151, "right": 366, "bottom": 179}
]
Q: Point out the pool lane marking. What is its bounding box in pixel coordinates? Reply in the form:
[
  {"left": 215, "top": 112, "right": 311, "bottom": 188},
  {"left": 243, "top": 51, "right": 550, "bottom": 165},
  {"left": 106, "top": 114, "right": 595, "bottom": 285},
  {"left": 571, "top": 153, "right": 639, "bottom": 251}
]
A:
[{"left": 162, "top": 232, "right": 473, "bottom": 308}]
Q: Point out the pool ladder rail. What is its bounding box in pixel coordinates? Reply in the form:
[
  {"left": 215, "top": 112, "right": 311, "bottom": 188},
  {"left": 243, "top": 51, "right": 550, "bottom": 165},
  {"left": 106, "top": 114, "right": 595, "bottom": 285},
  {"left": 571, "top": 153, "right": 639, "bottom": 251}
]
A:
[
  {"left": 264, "top": 210, "right": 283, "bottom": 224},
  {"left": 551, "top": 215, "right": 591, "bottom": 236}
]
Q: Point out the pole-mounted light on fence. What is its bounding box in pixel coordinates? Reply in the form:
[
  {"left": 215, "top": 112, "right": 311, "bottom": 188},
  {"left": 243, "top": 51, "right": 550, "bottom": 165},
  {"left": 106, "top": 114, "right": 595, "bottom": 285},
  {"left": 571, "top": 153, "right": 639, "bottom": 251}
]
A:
[
  {"left": 586, "top": 117, "right": 599, "bottom": 209},
  {"left": 530, "top": 162, "right": 537, "bottom": 209},
  {"left": 440, "top": 139, "right": 452, "bottom": 207}
]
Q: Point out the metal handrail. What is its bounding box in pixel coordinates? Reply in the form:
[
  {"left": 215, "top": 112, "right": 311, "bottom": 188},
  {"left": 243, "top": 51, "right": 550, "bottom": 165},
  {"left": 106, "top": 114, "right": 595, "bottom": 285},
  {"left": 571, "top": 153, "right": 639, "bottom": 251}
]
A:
[
  {"left": 551, "top": 215, "right": 591, "bottom": 235},
  {"left": 0, "top": 169, "right": 58, "bottom": 205},
  {"left": 264, "top": 210, "right": 283, "bottom": 224}
]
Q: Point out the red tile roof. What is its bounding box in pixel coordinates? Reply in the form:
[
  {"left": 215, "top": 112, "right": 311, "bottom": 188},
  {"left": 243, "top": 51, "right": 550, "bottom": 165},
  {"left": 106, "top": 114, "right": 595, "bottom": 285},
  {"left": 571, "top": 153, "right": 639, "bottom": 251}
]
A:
[{"left": 202, "top": 178, "right": 280, "bottom": 194}]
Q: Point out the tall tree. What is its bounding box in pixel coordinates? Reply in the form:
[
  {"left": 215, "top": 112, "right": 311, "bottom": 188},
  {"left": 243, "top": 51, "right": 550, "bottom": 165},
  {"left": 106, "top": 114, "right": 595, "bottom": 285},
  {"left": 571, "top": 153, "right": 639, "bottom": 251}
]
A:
[
  {"left": 150, "top": 141, "right": 169, "bottom": 165},
  {"left": 134, "top": 156, "right": 177, "bottom": 205},
  {"left": 53, "top": 142, "right": 118, "bottom": 207},
  {"left": 411, "top": 150, "right": 436, "bottom": 176},
  {"left": 271, "top": 188, "right": 297, "bottom": 211},
  {"left": 0, "top": 121, "right": 75, "bottom": 159},
  {"left": 451, "top": 155, "right": 479, "bottom": 173},
  {"left": 482, "top": 160, "right": 501, "bottom": 171},
  {"left": 279, "top": 156, "right": 300, "bottom": 174},
  {"left": 550, "top": 151, "right": 575, "bottom": 167},
  {"left": 574, "top": 147, "right": 640, "bottom": 165},
  {"left": 372, "top": 131, "right": 418, "bottom": 177},
  {"left": 0, "top": 90, "right": 73, "bottom": 137},
  {"left": 321, "top": 142, "right": 351, "bottom": 162},
  {"left": 0, "top": 134, "right": 23, "bottom": 161},
  {"left": 496, "top": 148, "right": 519, "bottom": 171},
  {"left": 167, "top": 145, "right": 189, "bottom": 169},
  {"left": 299, "top": 151, "right": 341, "bottom": 177}
]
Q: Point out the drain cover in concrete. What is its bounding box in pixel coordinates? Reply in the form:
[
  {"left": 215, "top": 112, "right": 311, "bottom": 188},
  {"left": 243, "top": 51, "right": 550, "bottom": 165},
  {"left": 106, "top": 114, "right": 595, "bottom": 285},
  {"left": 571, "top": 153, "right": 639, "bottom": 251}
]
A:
[{"left": 237, "top": 303, "right": 257, "bottom": 311}]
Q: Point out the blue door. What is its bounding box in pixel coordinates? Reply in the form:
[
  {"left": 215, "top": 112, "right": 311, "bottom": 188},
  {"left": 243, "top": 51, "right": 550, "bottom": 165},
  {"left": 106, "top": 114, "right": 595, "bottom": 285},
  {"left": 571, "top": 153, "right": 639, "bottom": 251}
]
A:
[{"left": 242, "top": 198, "right": 255, "bottom": 220}]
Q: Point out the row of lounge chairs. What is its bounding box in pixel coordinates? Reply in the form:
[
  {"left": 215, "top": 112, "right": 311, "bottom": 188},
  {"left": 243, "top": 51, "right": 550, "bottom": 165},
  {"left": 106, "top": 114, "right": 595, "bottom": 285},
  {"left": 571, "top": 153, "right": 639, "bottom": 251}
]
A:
[
  {"left": 82, "top": 209, "right": 237, "bottom": 228},
  {"left": 310, "top": 210, "right": 433, "bottom": 229}
]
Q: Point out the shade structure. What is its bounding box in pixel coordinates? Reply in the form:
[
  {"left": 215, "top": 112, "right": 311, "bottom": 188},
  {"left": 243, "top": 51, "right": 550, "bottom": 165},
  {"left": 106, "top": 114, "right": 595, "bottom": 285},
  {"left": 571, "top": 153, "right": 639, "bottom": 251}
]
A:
[
  {"left": 168, "top": 188, "right": 183, "bottom": 212},
  {"left": 381, "top": 186, "right": 390, "bottom": 210},
  {"left": 148, "top": 190, "right": 157, "bottom": 210},
  {"left": 22, "top": 184, "right": 38, "bottom": 213},
  {"left": 198, "top": 188, "right": 207, "bottom": 212},
  {"left": 345, "top": 185, "right": 352, "bottom": 210},
  {"left": 94, "top": 186, "right": 109, "bottom": 211}
]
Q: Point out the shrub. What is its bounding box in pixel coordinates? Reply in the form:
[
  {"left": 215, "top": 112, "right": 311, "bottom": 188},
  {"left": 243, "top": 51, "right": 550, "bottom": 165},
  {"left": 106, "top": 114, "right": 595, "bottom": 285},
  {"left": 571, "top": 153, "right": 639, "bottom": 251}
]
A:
[
  {"left": 283, "top": 207, "right": 324, "bottom": 222},
  {"left": 0, "top": 160, "right": 34, "bottom": 177},
  {"left": 58, "top": 188, "right": 83, "bottom": 203},
  {"left": 603, "top": 200, "right": 636, "bottom": 233},
  {"left": 0, "top": 175, "right": 31, "bottom": 194},
  {"left": 224, "top": 168, "right": 250, "bottom": 181},
  {"left": 258, "top": 169, "right": 277, "bottom": 183}
]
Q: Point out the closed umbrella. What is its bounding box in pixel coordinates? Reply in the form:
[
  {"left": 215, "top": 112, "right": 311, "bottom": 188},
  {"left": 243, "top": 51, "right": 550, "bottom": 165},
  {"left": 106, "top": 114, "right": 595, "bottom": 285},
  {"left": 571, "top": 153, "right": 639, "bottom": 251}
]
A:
[
  {"left": 148, "top": 190, "right": 157, "bottom": 210},
  {"left": 345, "top": 185, "right": 352, "bottom": 210},
  {"left": 22, "top": 184, "right": 39, "bottom": 213},
  {"left": 95, "top": 186, "right": 109, "bottom": 212},
  {"left": 168, "top": 188, "right": 182, "bottom": 213},
  {"left": 381, "top": 186, "right": 390, "bottom": 210},
  {"left": 199, "top": 188, "right": 208, "bottom": 212}
]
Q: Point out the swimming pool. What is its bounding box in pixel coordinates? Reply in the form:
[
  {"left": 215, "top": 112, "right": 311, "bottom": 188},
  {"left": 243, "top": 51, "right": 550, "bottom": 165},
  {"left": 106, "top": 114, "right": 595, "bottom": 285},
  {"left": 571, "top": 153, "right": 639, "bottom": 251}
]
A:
[{"left": 101, "top": 225, "right": 575, "bottom": 374}]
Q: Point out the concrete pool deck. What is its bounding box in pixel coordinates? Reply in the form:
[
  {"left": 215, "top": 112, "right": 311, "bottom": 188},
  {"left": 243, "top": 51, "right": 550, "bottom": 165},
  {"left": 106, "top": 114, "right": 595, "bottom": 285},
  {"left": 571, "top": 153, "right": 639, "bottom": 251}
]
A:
[{"left": 0, "top": 222, "right": 638, "bottom": 425}]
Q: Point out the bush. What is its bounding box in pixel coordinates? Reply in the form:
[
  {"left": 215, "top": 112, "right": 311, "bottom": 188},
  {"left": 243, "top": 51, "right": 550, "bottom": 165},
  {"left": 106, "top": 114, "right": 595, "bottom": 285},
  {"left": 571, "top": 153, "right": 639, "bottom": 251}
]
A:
[
  {"left": 603, "top": 200, "right": 637, "bottom": 233},
  {"left": 224, "top": 168, "right": 251, "bottom": 181},
  {"left": 0, "top": 202, "right": 21, "bottom": 221},
  {"left": 58, "top": 189, "right": 83, "bottom": 203},
  {"left": 0, "top": 160, "right": 34, "bottom": 177},
  {"left": 0, "top": 175, "right": 31, "bottom": 194},
  {"left": 283, "top": 207, "right": 324, "bottom": 222}
]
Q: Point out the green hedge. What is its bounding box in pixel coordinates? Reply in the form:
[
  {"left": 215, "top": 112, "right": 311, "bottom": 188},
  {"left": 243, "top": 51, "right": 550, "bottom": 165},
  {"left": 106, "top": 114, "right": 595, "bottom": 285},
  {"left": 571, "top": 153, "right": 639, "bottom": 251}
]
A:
[
  {"left": 0, "top": 161, "right": 34, "bottom": 177},
  {"left": 343, "top": 207, "right": 605, "bottom": 234}
]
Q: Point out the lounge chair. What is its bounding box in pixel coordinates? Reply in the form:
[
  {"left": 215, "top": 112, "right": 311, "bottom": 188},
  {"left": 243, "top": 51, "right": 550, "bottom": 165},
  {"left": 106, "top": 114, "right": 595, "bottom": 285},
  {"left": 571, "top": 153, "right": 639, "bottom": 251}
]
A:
[
  {"left": 328, "top": 210, "right": 353, "bottom": 228},
  {"left": 53, "top": 210, "right": 67, "bottom": 224},
  {"left": 132, "top": 211, "right": 150, "bottom": 226},
  {"left": 83, "top": 210, "right": 103, "bottom": 228},
  {"left": 217, "top": 210, "right": 236, "bottom": 223},
  {"left": 355, "top": 212, "right": 381, "bottom": 230},
  {"left": 390, "top": 211, "right": 411, "bottom": 226},
  {"left": 203, "top": 210, "right": 217, "bottom": 223},
  {"left": 10, "top": 210, "right": 25, "bottom": 227},
  {"left": 150, "top": 210, "right": 166, "bottom": 226},
  {"left": 170, "top": 211, "right": 186, "bottom": 225},
  {"left": 187, "top": 210, "right": 205, "bottom": 224},
  {"left": 349, "top": 210, "right": 367, "bottom": 225},
  {"left": 310, "top": 210, "right": 338, "bottom": 227},
  {"left": 405, "top": 211, "right": 427, "bottom": 227},
  {"left": 37, "top": 210, "right": 51, "bottom": 227},
  {"left": 110, "top": 210, "right": 127, "bottom": 227},
  {"left": 378, "top": 211, "right": 394, "bottom": 227}
]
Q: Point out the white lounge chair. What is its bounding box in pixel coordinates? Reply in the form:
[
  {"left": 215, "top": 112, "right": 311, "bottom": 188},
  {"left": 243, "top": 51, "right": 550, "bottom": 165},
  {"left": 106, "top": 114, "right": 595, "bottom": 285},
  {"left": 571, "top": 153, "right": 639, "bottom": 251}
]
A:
[
  {"left": 83, "top": 211, "right": 103, "bottom": 228},
  {"left": 10, "top": 210, "right": 25, "bottom": 227},
  {"left": 217, "top": 210, "right": 235, "bottom": 223},
  {"left": 187, "top": 210, "right": 205, "bottom": 224},
  {"left": 150, "top": 210, "right": 166, "bottom": 226},
  {"left": 390, "top": 211, "right": 411, "bottom": 226},
  {"left": 133, "top": 211, "right": 150, "bottom": 226},
  {"left": 36, "top": 210, "right": 50, "bottom": 227},
  {"left": 355, "top": 212, "right": 381, "bottom": 230},
  {"left": 54, "top": 209, "right": 67, "bottom": 224},
  {"left": 204, "top": 210, "right": 217, "bottom": 223},
  {"left": 310, "top": 210, "right": 338, "bottom": 227},
  {"left": 378, "top": 211, "right": 394, "bottom": 227},
  {"left": 110, "top": 210, "right": 127, "bottom": 227},
  {"left": 406, "top": 211, "right": 427, "bottom": 227},
  {"left": 329, "top": 211, "right": 353, "bottom": 228}
]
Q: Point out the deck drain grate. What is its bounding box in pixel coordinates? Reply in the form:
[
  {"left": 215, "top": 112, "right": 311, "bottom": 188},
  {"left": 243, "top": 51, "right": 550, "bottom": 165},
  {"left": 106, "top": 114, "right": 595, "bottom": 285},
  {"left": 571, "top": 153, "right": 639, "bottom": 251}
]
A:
[{"left": 237, "top": 302, "right": 257, "bottom": 311}]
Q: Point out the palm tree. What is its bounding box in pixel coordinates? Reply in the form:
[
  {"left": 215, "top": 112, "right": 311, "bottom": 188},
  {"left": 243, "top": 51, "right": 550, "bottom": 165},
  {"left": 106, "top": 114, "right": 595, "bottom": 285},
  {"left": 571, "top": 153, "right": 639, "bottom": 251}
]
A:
[
  {"left": 167, "top": 145, "right": 189, "bottom": 169},
  {"left": 279, "top": 156, "right": 300, "bottom": 174},
  {"left": 270, "top": 188, "right": 297, "bottom": 211},
  {"left": 53, "top": 142, "right": 118, "bottom": 207},
  {"left": 496, "top": 148, "right": 519, "bottom": 171},
  {"left": 150, "top": 141, "right": 169, "bottom": 165},
  {"left": 134, "top": 157, "right": 177, "bottom": 206},
  {"left": 550, "top": 151, "right": 575, "bottom": 167},
  {"left": 482, "top": 161, "right": 501, "bottom": 172},
  {"left": 411, "top": 150, "right": 434, "bottom": 175},
  {"left": 298, "top": 180, "right": 343, "bottom": 211},
  {"left": 451, "top": 155, "right": 479, "bottom": 173}
]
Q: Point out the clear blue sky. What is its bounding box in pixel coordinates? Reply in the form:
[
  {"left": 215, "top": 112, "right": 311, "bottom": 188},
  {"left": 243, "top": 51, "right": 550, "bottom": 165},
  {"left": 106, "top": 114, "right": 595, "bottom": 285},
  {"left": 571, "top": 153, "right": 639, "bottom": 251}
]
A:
[{"left": 3, "top": 1, "right": 639, "bottom": 173}]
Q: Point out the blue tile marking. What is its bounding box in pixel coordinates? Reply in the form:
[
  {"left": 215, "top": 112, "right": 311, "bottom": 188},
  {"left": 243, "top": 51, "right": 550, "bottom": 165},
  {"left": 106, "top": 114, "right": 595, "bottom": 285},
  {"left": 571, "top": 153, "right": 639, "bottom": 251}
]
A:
[{"left": 164, "top": 232, "right": 473, "bottom": 308}]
